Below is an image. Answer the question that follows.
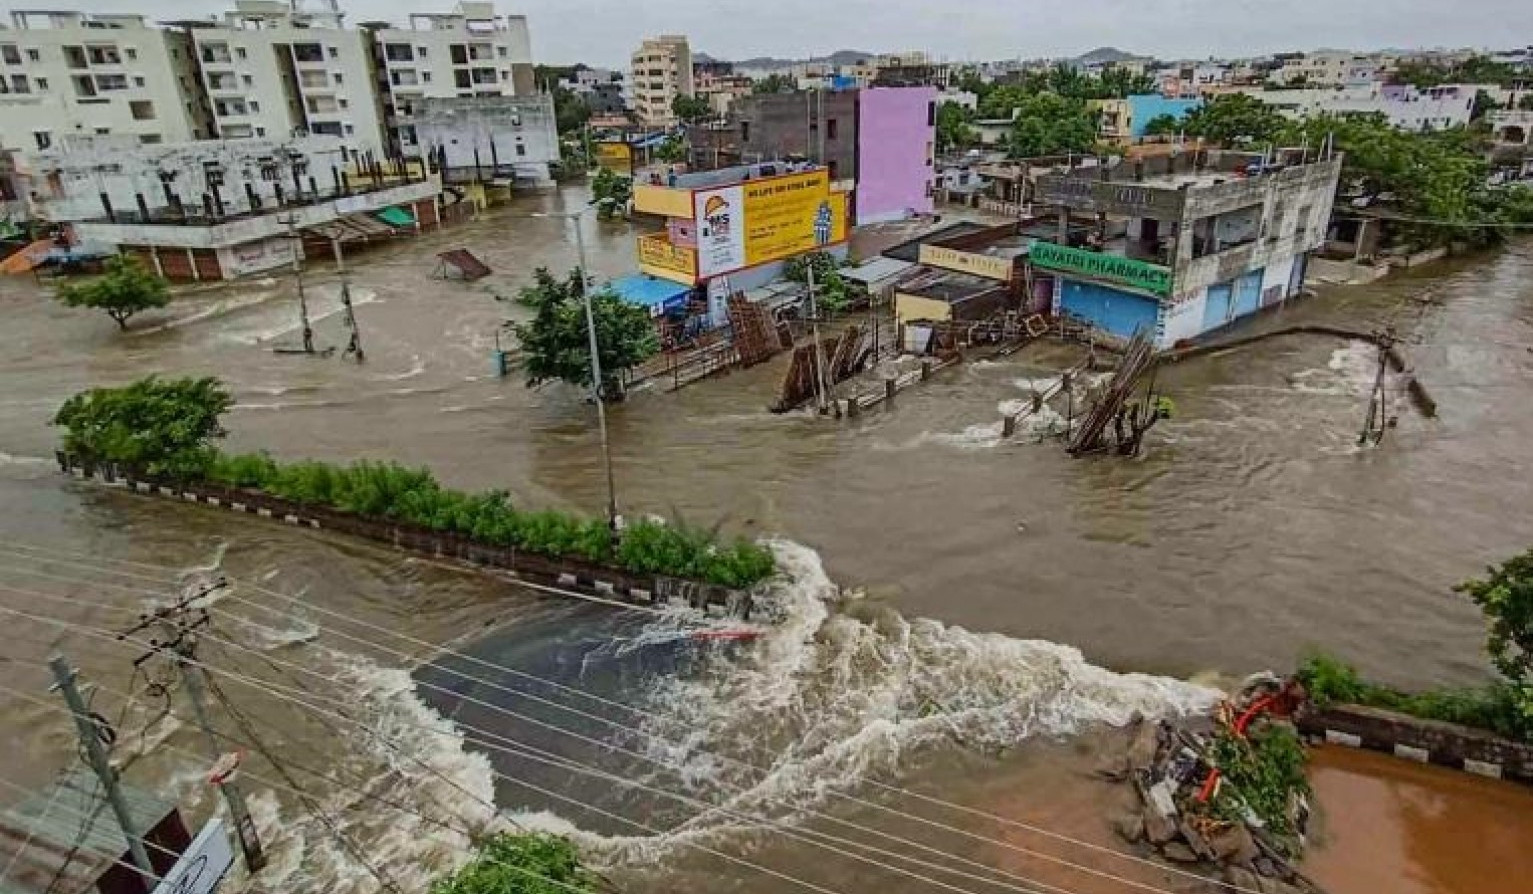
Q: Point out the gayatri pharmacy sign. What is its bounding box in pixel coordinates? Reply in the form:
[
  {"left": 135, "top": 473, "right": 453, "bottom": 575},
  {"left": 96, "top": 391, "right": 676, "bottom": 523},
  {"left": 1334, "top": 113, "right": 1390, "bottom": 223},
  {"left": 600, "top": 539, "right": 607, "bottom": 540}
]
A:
[{"left": 1029, "top": 242, "right": 1173, "bottom": 298}]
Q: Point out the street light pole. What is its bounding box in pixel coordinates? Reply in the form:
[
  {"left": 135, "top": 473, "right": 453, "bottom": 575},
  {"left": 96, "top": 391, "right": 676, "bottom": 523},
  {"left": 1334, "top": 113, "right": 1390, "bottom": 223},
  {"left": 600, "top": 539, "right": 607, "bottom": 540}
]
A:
[{"left": 569, "top": 213, "right": 619, "bottom": 534}]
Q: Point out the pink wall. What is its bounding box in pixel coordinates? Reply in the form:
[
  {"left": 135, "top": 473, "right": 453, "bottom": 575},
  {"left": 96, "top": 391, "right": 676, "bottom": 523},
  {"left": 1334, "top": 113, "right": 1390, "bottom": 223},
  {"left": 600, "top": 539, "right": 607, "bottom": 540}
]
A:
[{"left": 856, "top": 87, "right": 937, "bottom": 224}]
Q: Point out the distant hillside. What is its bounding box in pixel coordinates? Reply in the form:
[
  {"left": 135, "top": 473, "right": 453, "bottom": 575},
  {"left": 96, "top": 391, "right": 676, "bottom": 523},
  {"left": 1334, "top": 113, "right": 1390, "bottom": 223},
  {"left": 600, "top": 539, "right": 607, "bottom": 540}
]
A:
[
  {"left": 725, "top": 49, "right": 878, "bottom": 70},
  {"left": 1073, "top": 47, "right": 1142, "bottom": 65}
]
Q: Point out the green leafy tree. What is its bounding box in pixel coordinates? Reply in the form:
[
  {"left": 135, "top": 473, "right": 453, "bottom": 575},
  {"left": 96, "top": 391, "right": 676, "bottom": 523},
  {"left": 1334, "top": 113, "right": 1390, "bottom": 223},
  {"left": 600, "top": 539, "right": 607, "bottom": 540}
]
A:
[
  {"left": 1392, "top": 55, "right": 1518, "bottom": 89},
  {"left": 1142, "top": 113, "right": 1182, "bottom": 137},
  {"left": 671, "top": 93, "right": 713, "bottom": 123},
  {"left": 655, "top": 134, "right": 688, "bottom": 164},
  {"left": 430, "top": 833, "right": 595, "bottom": 894},
  {"left": 1457, "top": 549, "right": 1533, "bottom": 709},
  {"left": 1004, "top": 93, "right": 1100, "bottom": 159},
  {"left": 53, "top": 376, "right": 231, "bottom": 477},
  {"left": 752, "top": 73, "right": 796, "bottom": 95},
  {"left": 508, "top": 267, "right": 658, "bottom": 400},
  {"left": 588, "top": 166, "right": 632, "bottom": 219},
  {"left": 935, "top": 102, "right": 976, "bottom": 153},
  {"left": 55, "top": 255, "right": 170, "bottom": 330},
  {"left": 1471, "top": 89, "right": 1500, "bottom": 122},
  {"left": 551, "top": 86, "right": 591, "bottom": 135},
  {"left": 1179, "top": 93, "right": 1287, "bottom": 147}
]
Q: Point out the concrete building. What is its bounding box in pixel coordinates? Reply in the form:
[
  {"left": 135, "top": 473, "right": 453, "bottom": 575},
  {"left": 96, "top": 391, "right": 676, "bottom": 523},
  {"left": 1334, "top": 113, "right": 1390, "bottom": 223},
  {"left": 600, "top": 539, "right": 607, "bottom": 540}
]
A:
[
  {"left": 188, "top": 1, "right": 387, "bottom": 160},
  {"left": 367, "top": 2, "right": 534, "bottom": 157},
  {"left": 1096, "top": 95, "right": 1204, "bottom": 143},
  {"left": 0, "top": 11, "right": 212, "bottom": 155},
  {"left": 32, "top": 133, "right": 440, "bottom": 280},
  {"left": 630, "top": 34, "right": 692, "bottom": 126},
  {"left": 694, "top": 70, "right": 752, "bottom": 115},
  {"left": 1031, "top": 149, "right": 1342, "bottom": 347},
  {"left": 855, "top": 87, "right": 936, "bottom": 223},
  {"left": 413, "top": 94, "right": 557, "bottom": 184},
  {"left": 732, "top": 90, "right": 859, "bottom": 181},
  {"left": 1239, "top": 83, "right": 1484, "bottom": 131},
  {"left": 1273, "top": 51, "right": 1389, "bottom": 87}
]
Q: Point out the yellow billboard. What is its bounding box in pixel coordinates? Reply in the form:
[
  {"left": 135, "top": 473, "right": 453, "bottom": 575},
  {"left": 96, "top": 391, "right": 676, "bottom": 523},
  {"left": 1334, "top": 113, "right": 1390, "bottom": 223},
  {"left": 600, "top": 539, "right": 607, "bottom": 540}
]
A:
[
  {"left": 636, "top": 233, "right": 697, "bottom": 284},
  {"left": 595, "top": 142, "right": 633, "bottom": 173},
  {"left": 692, "top": 170, "right": 848, "bottom": 277}
]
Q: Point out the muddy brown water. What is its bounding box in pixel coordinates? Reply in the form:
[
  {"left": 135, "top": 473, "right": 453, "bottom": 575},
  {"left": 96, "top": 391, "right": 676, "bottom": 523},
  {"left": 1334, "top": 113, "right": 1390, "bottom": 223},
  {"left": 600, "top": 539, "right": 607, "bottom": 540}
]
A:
[{"left": 2, "top": 184, "right": 1532, "bottom": 893}]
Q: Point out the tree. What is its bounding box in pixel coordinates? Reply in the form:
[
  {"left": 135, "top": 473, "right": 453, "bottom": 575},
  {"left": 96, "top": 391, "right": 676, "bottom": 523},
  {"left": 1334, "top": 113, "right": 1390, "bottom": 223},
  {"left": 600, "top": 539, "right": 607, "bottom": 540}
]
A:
[
  {"left": 588, "top": 166, "right": 632, "bottom": 219},
  {"left": 1471, "top": 89, "right": 1499, "bottom": 122},
  {"left": 655, "top": 134, "right": 688, "bottom": 164},
  {"left": 1179, "top": 93, "right": 1287, "bottom": 147},
  {"left": 1142, "top": 113, "right": 1182, "bottom": 137},
  {"left": 1004, "top": 93, "right": 1100, "bottom": 159},
  {"left": 430, "top": 833, "right": 595, "bottom": 894},
  {"left": 508, "top": 267, "right": 658, "bottom": 400},
  {"left": 551, "top": 85, "right": 591, "bottom": 135},
  {"left": 1519, "top": 93, "right": 1533, "bottom": 112},
  {"left": 1456, "top": 549, "right": 1533, "bottom": 691},
  {"left": 935, "top": 101, "right": 976, "bottom": 153},
  {"left": 53, "top": 376, "right": 232, "bottom": 477},
  {"left": 671, "top": 93, "right": 713, "bottom": 124},
  {"left": 752, "top": 73, "right": 795, "bottom": 95},
  {"left": 55, "top": 255, "right": 170, "bottom": 330}
]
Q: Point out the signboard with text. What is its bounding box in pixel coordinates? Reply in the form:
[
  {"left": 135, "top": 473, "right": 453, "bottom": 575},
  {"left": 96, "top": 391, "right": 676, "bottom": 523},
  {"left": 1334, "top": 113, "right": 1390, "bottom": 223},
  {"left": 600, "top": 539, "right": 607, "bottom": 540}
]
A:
[
  {"left": 636, "top": 233, "right": 697, "bottom": 284},
  {"left": 151, "top": 819, "right": 234, "bottom": 894},
  {"left": 1029, "top": 242, "right": 1173, "bottom": 297},
  {"left": 918, "top": 245, "right": 1013, "bottom": 281},
  {"left": 692, "top": 170, "right": 848, "bottom": 277},
  {"left": 1034, "top": 174, "right": 1187, "bottom": 218}
]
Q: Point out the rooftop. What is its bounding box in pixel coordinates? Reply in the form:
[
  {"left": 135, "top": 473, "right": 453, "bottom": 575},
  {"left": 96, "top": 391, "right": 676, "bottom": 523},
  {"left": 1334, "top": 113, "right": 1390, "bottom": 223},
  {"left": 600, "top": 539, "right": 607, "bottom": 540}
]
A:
[{"left": 899, "top": 269, "right": 1006, "bottom": 305}]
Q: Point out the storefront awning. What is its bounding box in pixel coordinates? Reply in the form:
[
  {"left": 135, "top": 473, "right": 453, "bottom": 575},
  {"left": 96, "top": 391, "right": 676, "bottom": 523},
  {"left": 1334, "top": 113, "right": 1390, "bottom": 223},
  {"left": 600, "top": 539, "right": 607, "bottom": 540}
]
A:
[
  {"left": 305, "top": 212, "right": 397, "bottom": 243},
  {"left": 376, "top": 206, "right": 415, "bottom": 228},
  {"left": 606, "top": 274, "right": 692, "bottom": 318}
]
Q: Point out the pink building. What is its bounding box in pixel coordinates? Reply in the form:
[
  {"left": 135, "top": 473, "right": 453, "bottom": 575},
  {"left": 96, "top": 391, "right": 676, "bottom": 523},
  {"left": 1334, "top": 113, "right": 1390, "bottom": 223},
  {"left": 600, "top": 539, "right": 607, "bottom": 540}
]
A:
[{"left": 855, "top": 86, "right": 937, "bottom": 225}]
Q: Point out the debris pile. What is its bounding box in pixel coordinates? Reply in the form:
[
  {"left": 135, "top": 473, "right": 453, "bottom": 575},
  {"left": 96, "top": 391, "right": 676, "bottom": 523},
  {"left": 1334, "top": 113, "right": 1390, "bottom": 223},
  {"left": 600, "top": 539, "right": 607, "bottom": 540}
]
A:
[{"left": 1100, "top": 676, "right": 1325, "bottom": 894}]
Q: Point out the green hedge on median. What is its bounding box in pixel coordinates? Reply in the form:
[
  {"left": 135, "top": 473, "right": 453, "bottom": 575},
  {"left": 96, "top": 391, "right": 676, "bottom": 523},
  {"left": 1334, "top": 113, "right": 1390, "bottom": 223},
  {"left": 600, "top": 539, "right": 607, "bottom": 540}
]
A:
[{"left": 204, "top": 452, "right": 776, "bottom": 589}]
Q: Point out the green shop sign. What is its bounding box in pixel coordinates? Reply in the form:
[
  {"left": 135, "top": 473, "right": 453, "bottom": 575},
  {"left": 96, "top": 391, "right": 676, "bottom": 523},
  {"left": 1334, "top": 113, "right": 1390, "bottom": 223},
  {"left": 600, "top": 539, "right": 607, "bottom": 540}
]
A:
[{"left": 1029, "top": 242, "right": 1172, "bottom": 297}]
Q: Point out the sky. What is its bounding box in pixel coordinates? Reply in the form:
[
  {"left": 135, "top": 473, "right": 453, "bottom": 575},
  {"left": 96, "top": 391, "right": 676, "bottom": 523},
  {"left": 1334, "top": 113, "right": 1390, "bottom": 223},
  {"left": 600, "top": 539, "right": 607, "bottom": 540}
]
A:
[{"left": 22, "top": 0, "right": 1531, "bottom": 68}]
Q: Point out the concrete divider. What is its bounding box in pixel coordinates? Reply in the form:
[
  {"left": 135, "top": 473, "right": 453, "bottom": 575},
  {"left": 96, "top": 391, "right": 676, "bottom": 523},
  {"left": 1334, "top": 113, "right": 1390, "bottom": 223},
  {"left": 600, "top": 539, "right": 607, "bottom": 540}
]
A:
[{"left": 1297, "top": 703, "right": 1533, "bottom": 784}]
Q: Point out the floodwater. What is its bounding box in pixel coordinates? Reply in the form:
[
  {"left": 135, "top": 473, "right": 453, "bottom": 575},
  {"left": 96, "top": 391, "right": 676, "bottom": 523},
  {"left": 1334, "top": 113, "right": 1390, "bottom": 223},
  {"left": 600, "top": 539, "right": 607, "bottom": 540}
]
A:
[{"left": 2, "top": 183, "right": 1532, "bottom": 894}]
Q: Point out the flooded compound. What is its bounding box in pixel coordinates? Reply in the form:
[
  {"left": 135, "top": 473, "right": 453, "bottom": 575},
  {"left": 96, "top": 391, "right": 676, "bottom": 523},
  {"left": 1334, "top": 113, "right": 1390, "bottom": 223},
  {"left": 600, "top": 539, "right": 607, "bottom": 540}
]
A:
[{"left": 3, "top": 184, "right": 1533, "bottom": 894}]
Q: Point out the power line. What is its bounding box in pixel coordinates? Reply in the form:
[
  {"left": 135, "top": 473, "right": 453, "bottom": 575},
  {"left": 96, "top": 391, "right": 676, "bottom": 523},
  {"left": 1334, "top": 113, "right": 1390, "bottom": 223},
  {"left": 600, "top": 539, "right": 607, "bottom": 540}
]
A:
[
  {"left": 0, "top": 545, "right": 1236, "bottom": 894},
  {"left": 3, "top": 570, "right": 1115, "bottom": 894},
  {"left": 0, "top": 602, "right": 869, "bottom": 894},
  {"left": 0, "top": 774, "right": 178, "bottom": 892},
  {"left": 0, "top": 674, "right": 607, "bottom": 894}
]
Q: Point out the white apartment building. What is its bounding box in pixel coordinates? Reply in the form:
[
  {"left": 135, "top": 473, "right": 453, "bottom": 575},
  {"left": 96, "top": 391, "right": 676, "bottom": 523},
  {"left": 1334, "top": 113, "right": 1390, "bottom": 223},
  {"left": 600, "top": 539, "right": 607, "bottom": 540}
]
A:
[
  {"left": 189, "top": 1, "right": 387, "bottom": 160},
  {"left": 413, "top": 94, "right": 557, "bottom": 183},
  {"left": 1238, "top": 83, "right": 1484, "bottom": 130},
  {"left": 630, "top": 34, "right": 692, "bottom": 126},
  {"left": 1273, "top": 51, "right": 1389, "bottom": 87},
  {"left": 0, "top": 11, "right": 211, "bottom": 156},
  {"left": 368, "top": 2, "right": 534, "bottom": 157}
]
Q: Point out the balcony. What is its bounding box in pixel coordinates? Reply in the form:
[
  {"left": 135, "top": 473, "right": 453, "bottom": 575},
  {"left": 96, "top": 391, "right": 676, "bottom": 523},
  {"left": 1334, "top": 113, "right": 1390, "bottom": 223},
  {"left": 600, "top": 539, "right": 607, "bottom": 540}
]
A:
[{"left": 636, "top": 232, "right": 697, "bottom": 284}]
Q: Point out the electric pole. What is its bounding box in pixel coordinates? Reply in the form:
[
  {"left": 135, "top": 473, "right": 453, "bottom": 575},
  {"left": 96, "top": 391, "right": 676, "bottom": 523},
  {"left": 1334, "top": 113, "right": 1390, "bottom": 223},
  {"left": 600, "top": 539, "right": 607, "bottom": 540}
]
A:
[
  {"left": 47, "top": 655, "right": 157, "bottom": 886},
  {"left": 333, "top": 240, "right": 364, "bottom": 363},
  {"left": 280, "top": 213, "right": 315, "bottom": 354},
  {"left": 122, "top": 590, "right": 267, "bottom": 873}
]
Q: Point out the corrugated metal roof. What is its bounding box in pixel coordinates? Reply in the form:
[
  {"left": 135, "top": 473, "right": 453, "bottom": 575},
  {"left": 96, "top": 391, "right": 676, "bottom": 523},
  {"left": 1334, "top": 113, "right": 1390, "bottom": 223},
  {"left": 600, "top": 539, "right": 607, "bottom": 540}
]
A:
[
  {"left": 843, "top": 257, "right": 914, "bottom": 285},
  {"left": 0, "top": 768, "right": 176, "bottom": 894}
]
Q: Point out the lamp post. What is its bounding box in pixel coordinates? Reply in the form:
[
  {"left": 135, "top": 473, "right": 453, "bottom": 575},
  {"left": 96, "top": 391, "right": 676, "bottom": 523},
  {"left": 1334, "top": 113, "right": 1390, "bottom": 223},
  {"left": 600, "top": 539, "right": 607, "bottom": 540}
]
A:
[{"left": 529, "top": 208, "right": 619, "bottom": 534}]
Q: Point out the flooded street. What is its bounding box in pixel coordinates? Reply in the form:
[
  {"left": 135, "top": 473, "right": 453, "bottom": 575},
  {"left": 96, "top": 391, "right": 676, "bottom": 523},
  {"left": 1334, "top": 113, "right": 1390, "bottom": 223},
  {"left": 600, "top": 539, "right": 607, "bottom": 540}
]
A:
[{"left": 3, "top": 184, "right": 1533, "bottom": 893}]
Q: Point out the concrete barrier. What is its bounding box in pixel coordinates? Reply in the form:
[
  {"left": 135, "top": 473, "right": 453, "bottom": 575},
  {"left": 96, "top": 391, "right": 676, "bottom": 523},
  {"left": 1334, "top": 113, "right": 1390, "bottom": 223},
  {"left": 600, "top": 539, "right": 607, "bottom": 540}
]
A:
[{"left": 1297, "top": 703, "right": 1533, "bottom": 784}]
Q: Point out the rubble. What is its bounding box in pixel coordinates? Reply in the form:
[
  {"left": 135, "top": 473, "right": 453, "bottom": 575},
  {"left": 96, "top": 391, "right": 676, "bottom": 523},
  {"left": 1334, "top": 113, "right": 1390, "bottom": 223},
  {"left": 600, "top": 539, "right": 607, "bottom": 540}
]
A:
[{"left": 1104, "top": 678, "right": 1329, "bottom": 894}]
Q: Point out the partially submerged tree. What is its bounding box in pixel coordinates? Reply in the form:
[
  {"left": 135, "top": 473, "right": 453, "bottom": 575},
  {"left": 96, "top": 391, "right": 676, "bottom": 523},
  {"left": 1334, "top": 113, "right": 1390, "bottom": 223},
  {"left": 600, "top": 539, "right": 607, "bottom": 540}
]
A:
[
  {"left": 55, "top": 255, "right": 170, "bottom": 330},
  {"left": 1456, "top": 548, "right": 1533, "bottom": 729},
  {"left": 589, "top": 166, "right": 632, "bottom": 219},
  {"left": 508, "top": 266, "right": 658, "bottom": 400},
  {"left": 53, "top": 375, "right": 232, "bottom": 477},
  {"left": 429, "top": 833, "right": 596, "bottom": 894}
]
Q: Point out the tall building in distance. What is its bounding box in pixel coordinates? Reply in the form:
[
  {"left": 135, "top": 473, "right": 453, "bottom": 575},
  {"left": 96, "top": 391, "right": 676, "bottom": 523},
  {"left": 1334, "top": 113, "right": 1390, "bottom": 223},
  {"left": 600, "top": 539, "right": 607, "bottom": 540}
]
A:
[
  {"left": 188, "top": 1, "right": 388, "bottom": 160},
  {"left": 630, "top": 34, "right": 692, "bottom": 126},
  {"left": 366, "top": 2, "right": 535, "bottom": 157},
  {"left": 0, "top": 10, "right": 213, "bottom": 154}
]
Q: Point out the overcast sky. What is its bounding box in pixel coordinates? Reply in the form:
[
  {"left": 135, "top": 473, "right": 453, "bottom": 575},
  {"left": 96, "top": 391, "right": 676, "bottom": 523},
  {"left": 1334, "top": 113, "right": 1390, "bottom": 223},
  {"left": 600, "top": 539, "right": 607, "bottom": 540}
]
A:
[{"left": 23, "top": 1, "right": 1530, "bottom": 67}]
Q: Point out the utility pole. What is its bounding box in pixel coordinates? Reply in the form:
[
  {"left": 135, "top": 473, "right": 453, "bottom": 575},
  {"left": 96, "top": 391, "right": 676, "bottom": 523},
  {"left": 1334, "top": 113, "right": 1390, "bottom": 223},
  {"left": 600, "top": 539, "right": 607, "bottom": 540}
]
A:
[
  {"left": 332, "top": 239, "right": 364, "bottom": 363},
  {"left": 122, "top": 592, "right": 267, "bottom": 873},
  {"left": 571, "top": 217, "right": 619, "bottom": 534},
  {"left": 47, "top": 655, "right": 156, "bottom": 887},
  {"left": 280, "top": 213, "right": 315, "bottom": 354},
  {"left": 805, "top": 262, "right": 830, "bottom": 413}
]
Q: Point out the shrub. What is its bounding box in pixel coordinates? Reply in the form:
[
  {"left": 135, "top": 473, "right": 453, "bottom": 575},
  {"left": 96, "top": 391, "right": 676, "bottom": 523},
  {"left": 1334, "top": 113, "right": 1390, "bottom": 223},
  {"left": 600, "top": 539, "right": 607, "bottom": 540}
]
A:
[
  {"left": 1298, "top": 650, "right": 1530, "bottom": 742},
  {"left": 430, "top": 832, "right": 594, "bottom": 894},
  {"left": 53, "top": 376, "right": 231, "bottom": 478},
  {"left": 1208, "top": 723, "right": 1311, "bottom": 853}
]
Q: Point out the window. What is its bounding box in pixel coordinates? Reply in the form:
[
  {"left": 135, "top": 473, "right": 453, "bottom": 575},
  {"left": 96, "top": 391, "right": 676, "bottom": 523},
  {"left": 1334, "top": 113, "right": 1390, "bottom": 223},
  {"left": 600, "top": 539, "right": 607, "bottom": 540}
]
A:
[
  {"left": 498, "top": 45, "right": 507, "bottom": 58},
  {"left": 826, "top": 118, "right": 838, "bottom": 140},
  {"left": 417, "top": 46, "right": 428, "bottom": 58},
  {"left": 741, "top": 121, "right": 750, "bottom": 142},
  {"left": 339, "top": 98, "right": 348, "bottom": 109},
  {"left": 235, "top": 47, "right": 247, "bottom": 60},
  {"left": 72, "top": 75, "right": 97, "bottom": 97},
  {"left": 64, "top": 46, "right": 87, "bottom": 69},
  {"left": 343, "top": 123, "right": 354, "bottom": 135},
  {"left": 249, "top": 100, "right": 260, "bottom": 112},
  {"left": 515, "top": 142, "right": 525, "bottom": 156},
  {"left": 384, "top": 43, "right": 414, "bottom": 63},
  {"left": 10, "top": 74, "right": 29, "bottom": 94},
  {"left": 95, "top": 74, "right": 129, "bottom": 91},
  {"left": 450, "top": 45, "right": 468, "bottom": 65},
  {"left": 138, "top": 134, "right": 161, "bottom": 145},
  {"left": 242, "top": 74, "right": 253, "bottom": 86},
  {"left": 327, "top": 46, "right": 339, "bottom": 60},
  {"left": 34, "top": 131, "right": 51, "bottom": 150},
  {"left": 1, "top": 45, "right": 19, "bottom": 65},
  {"left": 86, "top": 45, "right": 122, "bottom": 65},
  {"left": 421, "top": 71, "right": 431, "bottom": 84},
  {"left": 333, "top": 72, "right": 344, "bottom": 85},
  {"left": 454, "top": 70, "right": 471, "bottom": 89},
  {"left": 36, "top": 77, "right": 48, "bottom": 90},
  {"left": 927, "top": 101, "right": 936, "bottom": 126},
  {"left": 95, "top": 127, "right": 110, "bottom": 134},
  {"left": 27, "top": 49, "right": 40, "bottom": 62},
  {"left": 255, "top": 126, "right": 266, "bottom": 136},
  {"left": 827, "top": 160, "right": 838, "bottom": 179},
  {"left": 133, "top": 76, "right": 145, "bottom": 88},
  {"left": 125, "top": 48, "right": 137, "bottom": 61},
  {"left": 130, "top": 99, "right": 155, "bottom": 120}
]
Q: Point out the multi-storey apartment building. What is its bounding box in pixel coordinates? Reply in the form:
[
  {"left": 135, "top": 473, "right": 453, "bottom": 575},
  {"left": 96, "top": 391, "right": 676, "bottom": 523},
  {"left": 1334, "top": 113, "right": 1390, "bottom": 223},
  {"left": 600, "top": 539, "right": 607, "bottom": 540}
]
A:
[
  {"left": 368, "top": 2, "right": 534, "bottom": 156},
  {"left": 188, "top": 1, "right": 387, "bottom": 160},
  {"left": 630, "top": 35, "right": 692, "bottom": 126},
  {"left": 0, "top": 10, "right": 212, "bottom": 154}
]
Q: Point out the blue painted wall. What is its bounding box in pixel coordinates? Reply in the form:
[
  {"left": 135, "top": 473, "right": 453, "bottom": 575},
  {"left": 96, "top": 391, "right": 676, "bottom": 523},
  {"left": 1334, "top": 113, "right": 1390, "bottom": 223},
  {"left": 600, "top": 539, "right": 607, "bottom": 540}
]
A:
[
  {"left": 1060, "top": 279, "right": 1159, "bottom": 339},
  {"left": 1233, "top": 269, "right": 1264, "bottom": 317},
  {"left": 1127, "top": 95, "right": 1204, "bottom": 138},
  {"left": 1202, "top": 282, "right": 1233, "bottom": 332}
]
